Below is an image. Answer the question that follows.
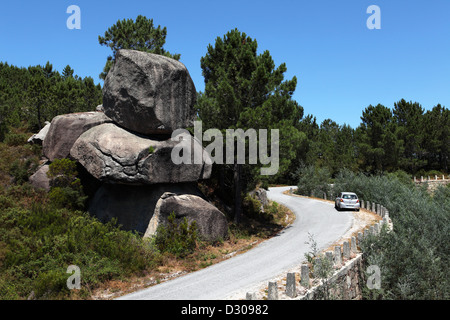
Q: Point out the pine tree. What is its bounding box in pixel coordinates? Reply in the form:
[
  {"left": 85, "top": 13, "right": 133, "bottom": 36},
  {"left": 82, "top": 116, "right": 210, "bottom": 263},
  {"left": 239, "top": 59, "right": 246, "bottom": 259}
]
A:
[
  {"left": 357, "top": 104, "right": 401, "bottom": 173},
  {"left": 98, "top": 15, "right": 181, "bottom": 80},
  {"left": 197, "top": 29, "right": 304, "bottom": 223},
  {"left": 422, "top": 104, "right": 449, "bottom": 172},
  {"left": 393, "top": 99, "right": 426, "bottom": 172}
]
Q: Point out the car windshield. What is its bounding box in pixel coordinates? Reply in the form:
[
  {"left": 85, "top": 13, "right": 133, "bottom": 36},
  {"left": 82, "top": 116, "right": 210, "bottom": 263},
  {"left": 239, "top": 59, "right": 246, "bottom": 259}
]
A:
[{"left": 343, "top": 194, "right": 357, "bottom": 199}]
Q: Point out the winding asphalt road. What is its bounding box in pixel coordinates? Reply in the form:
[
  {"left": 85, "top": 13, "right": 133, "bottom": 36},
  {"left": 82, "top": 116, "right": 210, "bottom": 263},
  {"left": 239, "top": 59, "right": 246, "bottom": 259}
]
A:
[{"left": 117, "top": 186, "right": 353, "bottom": 300}]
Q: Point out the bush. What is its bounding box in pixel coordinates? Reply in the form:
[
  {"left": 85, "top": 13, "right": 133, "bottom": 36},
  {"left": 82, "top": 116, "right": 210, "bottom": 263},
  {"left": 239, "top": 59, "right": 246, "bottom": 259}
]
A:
[
  {"left": 331, "top": 169, "right": 449, "bottom": 299},
  {"left": 243, "top": 193, "right": 263, "bottom": 217},
  {"left": 33, "top": 269, "right": 68, "bottom": 299},
  {"left": 294, "top": 164, "right": 331, "bottom": 198},
  {"left": 9, "top": 158, "right": 37, "bottom": 184},
  {"left": 0, "top": 204, "right": 159, "bottom": 299},
  {"left": 47, "top": 159, "right": 87, "bottom": 210},
  {"left": 48, "top": 186, "right": 86, "bottom": 210},
  {"left": 4, "top": 132, "right": 28, "bottom": 146},
  {"left": 154, "top": 212, "right": 198, "bottom": 258}
]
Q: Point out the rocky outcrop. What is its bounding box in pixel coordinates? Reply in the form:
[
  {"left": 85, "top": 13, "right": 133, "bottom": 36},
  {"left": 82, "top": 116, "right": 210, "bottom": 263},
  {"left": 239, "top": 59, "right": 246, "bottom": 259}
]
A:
[
  {"left": 29, "top": 164, "right": 50, "bottom": 191},
  {"left": 42, "top": 112, "right": 112, "bottom": 161},
  {"left": 249, "top": 188, "right": 269, "bottom": 207},
  {"left": 70, "top": 123, "right": 212, "bottom": 184},
  {"left": 146, "top": 192, "right": 228, "bottom": 241},
  {"left": 103, "top": 49, "right": 196, "bottom": 135},
  {"left": 28, "top": 49, "right": 227, "bottom": 242},
  {"left": 88, "top": 183, "right": 205, "bottom": 235}
]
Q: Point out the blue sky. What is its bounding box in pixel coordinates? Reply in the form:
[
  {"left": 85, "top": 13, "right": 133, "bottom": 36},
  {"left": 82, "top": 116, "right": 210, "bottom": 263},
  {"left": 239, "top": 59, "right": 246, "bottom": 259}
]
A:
[{"left": 1, "top": 0, "right": 449, "bottom": 128}]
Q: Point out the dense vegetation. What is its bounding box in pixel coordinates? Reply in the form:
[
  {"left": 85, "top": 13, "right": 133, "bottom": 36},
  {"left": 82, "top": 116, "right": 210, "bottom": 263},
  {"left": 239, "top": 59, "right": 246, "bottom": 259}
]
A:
[
  {"left": 0, "top": 203, "right": 159, "bottom": 299},
  {"left": 294, "top": 167, "right": 449, "bottom": 299},
  {"left": 295, "top": 101, "right": 449, "bottom": 179},
  {"left": 0, "top": 62, "right": 102, "bottom": 139},
  {"left": 301, "top": 169, "right": 449, "bottom": 300}
]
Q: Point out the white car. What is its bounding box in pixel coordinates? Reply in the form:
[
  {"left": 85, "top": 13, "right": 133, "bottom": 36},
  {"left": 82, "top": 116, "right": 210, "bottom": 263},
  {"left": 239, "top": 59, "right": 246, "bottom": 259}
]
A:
[{"left": 335, "top": 192, "right": 360, "bottom": 211}]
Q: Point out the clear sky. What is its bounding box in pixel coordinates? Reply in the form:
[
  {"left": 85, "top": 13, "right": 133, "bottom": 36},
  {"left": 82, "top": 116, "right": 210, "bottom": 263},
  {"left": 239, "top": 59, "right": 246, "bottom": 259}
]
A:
[{"left": 1, "top": 0, "right": 449, "bottom": 128}]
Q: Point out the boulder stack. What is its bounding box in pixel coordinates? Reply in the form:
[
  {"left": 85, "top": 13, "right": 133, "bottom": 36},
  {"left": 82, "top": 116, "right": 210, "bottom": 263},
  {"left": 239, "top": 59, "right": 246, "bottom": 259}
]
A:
[
  {"left": 29, "top": 49, "right": 227, "bottom": 241},
  {"left": 103, "top": 50, "right": 196, "bottom": 135},
  {"left": 43, "top": 112, "right": 112, "bottom": 161}
]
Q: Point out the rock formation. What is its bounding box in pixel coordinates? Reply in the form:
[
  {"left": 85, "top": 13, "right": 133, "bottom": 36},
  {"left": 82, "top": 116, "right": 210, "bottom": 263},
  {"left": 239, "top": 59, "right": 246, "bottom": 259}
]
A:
[
  {"left": 70, "top": 123, "right": 211, "bottom": 184},
  {"left": 29, "top": 49, "right": 228, "bottom": 242},
  {"left": 147, "top": 192, "right": 228, "bottom": 241},
  {"left": 42, "top": 112, "right": 112, "bottom": 161},
  {"left": 29, "top": 164, "right": 50, "bottom": 192},
  {"left": 103, "top": 50, "right": 196, "bottom": 135},
  {"left": 28, "top": 121, "right": 51, "bottom": 145}
]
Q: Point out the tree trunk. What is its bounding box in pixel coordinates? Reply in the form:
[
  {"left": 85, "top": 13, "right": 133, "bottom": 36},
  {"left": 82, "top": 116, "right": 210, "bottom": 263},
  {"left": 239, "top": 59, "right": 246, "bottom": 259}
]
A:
[
  {"left": 233, "top": 162, "right": 242, "bottom": 224},
  {"left": 36, "top": 102, "right": 42, "bottom": 130}
]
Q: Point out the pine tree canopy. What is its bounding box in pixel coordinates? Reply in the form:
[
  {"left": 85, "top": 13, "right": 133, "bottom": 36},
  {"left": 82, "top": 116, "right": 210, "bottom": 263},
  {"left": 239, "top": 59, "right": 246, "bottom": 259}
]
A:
[{"left": 98, "top": 15, "right": 181, "bottom": 80}]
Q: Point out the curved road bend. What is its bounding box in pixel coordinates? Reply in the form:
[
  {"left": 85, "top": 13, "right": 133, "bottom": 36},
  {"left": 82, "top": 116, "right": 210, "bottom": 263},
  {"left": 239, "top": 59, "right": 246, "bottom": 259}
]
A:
[{"left": 117, "top": 186, "right": 353, "bottom": 300}]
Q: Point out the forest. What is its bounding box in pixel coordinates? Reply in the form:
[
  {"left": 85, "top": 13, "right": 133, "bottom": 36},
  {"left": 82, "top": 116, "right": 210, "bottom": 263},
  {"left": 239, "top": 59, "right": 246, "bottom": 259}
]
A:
[{"left": 0, "top": 62, "right": 102, "bottom": 139}]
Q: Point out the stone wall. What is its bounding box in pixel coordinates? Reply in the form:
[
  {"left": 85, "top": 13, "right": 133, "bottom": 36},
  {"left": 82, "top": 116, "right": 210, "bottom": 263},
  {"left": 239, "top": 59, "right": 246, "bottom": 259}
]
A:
[
  {"left": 413, "top": 176, "right": 450, "bottom": 193},
  {"left": 299, "top": 253, "right": 364, "bottom": 300}
]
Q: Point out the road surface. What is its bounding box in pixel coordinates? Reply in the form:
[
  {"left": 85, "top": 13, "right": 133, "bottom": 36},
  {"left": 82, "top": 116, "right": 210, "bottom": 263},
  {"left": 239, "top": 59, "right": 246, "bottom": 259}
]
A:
[{"left": 117, "top": 186, "right": 353, "bottom": 300}]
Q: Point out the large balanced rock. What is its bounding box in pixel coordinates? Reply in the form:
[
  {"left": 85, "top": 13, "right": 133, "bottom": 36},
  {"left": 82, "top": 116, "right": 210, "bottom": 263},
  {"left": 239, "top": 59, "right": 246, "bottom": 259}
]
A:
[
  {"left": 43, "top": 112, "right": 112, "bottom": 161},
  {"left": 103, "top": 49, "right": 196, "bottom": 135},
  {"left": 146, "top": 192, "right": 229, "bottom": 241},
  {"left": 70, "top": 123, "right": 212, "bottom": 185},
  {"left": 88, "top": 183, "right": 228, "bottom": 241}
]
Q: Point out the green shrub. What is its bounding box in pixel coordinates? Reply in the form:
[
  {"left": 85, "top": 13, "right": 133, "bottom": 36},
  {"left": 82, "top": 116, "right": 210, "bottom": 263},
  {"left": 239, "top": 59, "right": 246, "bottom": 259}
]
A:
[
  {"left": 47, "top": 159, "right": 87, "bottom": 210},
  {"left": 243, "top": 194, "right": 262, "bottom": 217},
  {"left": 294, "top": 164, "right": 331, "bottom": 198},
  {"left": 0, "top": 195, "right": 14, "bottom": 209},
  {"left": 9, "top": 158, "right": 37, "bottom": 184},
  {"left": 425, "top": 170, "right": 444, "bottom": 177},
  {"left": 331, "top": 169, "right": 449, "bottom": 299},
  {"left": 4, "top": 132, "right": 28, "bottom": 146},
  {"left": 33, "top": 269, "right": 68, "bottom": 299},
  {"left": 0, "top": 204, "right": 159, "bottom": 299},
  {"left": 154, "top": 212, "right": 198, "bottom": 258},
  {"left": 48, "top": 186, "right": 87, "bottom": 210}
]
